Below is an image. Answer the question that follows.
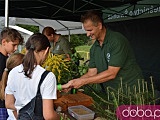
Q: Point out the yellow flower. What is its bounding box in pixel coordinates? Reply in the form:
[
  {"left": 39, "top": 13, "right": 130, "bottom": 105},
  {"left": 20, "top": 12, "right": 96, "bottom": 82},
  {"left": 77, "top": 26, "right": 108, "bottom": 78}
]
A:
[{"left": 42, "top": 53, "right": 72, "bottom": 84}]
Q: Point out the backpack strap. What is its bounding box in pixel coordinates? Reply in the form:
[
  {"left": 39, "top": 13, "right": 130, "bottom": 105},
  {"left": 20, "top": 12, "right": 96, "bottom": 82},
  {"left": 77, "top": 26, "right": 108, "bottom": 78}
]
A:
[
  {"left": 18, "top": 70, "right": 50, "bottom": 119},
  {"left": 37, "top": 70, "right": 50, "bottom": 95}
]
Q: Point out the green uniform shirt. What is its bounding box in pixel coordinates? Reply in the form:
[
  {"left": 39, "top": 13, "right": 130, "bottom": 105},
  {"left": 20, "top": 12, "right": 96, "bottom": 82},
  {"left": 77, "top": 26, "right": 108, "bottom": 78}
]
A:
[
  {"left": 89, "top": 29, "right": 143, "bottom": 91},
  {"left": 51, "top": 36, "right": 72, "bottom": 57}
]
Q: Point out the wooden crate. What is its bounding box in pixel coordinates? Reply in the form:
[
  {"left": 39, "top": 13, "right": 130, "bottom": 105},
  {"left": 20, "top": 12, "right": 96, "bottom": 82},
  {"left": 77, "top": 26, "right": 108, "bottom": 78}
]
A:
[{"left": 54, "top": 92, "right": 93, "bottom": 111}]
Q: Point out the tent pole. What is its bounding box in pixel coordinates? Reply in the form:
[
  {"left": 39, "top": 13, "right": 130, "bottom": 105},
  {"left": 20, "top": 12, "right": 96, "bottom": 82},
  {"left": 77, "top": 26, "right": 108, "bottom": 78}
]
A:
[
  {"left": 56, "top": 20, "right": 71, "bottom": 41},
  {"left": 5, "top": 0, "right": 9, "bottom": 27},
  {"left": 68, "top": 29, "right": 70, "bottom": 42}
]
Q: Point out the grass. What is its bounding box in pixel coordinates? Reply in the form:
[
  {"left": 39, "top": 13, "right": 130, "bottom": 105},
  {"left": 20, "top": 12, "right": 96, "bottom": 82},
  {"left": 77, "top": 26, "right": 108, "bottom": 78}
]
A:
[
  {"left": 75, "top": 45, "right": 91, "bottom": 52},
  {"left": 75, "top": 45, "right": 91, "bottom": 65}
]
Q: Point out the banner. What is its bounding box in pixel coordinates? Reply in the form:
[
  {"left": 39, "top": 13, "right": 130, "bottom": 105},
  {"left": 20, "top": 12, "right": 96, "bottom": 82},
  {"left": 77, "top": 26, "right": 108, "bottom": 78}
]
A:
[{"left": 103, "top": 0, "right": 160, "bottom": 23}]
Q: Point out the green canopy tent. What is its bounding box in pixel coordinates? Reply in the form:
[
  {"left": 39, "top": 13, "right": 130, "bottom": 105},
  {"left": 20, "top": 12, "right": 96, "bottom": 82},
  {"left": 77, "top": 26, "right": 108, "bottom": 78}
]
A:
[{"left": 0, "top": 0, "right": 142, "bottom": 22}]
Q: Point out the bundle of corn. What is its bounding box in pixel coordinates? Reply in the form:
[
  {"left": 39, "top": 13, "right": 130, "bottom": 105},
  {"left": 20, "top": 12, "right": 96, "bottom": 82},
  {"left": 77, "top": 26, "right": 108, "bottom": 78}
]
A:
[{"left": 88, "top": 77, "right": 159, "bottom": 120}]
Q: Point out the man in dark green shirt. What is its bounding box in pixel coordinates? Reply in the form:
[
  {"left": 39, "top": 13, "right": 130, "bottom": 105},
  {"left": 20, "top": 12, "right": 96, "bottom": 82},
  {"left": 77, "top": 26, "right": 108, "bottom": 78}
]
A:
[
  {"left": 89, "top": 28, "right": 143, "bottom": 91},
  {"left": 66, "top": 10, "right": 143, "bottom": 93}
]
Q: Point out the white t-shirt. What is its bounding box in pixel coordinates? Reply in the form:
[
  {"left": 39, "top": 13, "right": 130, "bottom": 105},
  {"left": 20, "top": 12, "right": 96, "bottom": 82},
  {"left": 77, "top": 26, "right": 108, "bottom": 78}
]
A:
[
  {"left": 7, "top": 109, "right": 16, "bottom": 120},
  {"left": 5, "top": 64, "right": 57, "bottom": 113}
]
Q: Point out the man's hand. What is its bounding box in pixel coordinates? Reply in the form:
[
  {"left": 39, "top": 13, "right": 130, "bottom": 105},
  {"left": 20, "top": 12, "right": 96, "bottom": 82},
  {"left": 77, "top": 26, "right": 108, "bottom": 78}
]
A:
[
  {"left": 61, "top": 81, "right": 73, "bottom": 93},
  {"left": 67, "top": 78, "right": 84, "bottom": 89}
]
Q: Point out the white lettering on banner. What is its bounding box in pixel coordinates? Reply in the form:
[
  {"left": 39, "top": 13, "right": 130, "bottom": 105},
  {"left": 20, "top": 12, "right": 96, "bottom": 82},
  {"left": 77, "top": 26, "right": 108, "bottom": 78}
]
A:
[{"left": 107, "top": 6, "right": 160, "bottom": 20}]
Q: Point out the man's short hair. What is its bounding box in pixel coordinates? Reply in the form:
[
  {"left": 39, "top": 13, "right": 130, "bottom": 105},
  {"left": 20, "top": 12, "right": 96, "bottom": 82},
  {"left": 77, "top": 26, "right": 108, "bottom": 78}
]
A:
[{"left": 81, "top": 10, "right": 104, "bottom": 26}]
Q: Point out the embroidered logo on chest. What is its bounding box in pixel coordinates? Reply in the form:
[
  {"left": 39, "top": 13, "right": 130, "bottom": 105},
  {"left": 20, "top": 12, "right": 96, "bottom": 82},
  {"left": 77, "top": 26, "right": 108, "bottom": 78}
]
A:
[{"left": 106, "top": 53, "right": 110, "bottom": 62}]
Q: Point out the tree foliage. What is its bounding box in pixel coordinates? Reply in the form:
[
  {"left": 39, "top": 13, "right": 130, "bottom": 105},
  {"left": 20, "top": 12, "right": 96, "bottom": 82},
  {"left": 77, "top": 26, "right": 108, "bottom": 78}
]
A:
[
  {"left": 67, "top": 34, "right": 90, "bottom": 48},
  {"left": 17, "top": 24, "right": 39, "bottom": 33}
]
